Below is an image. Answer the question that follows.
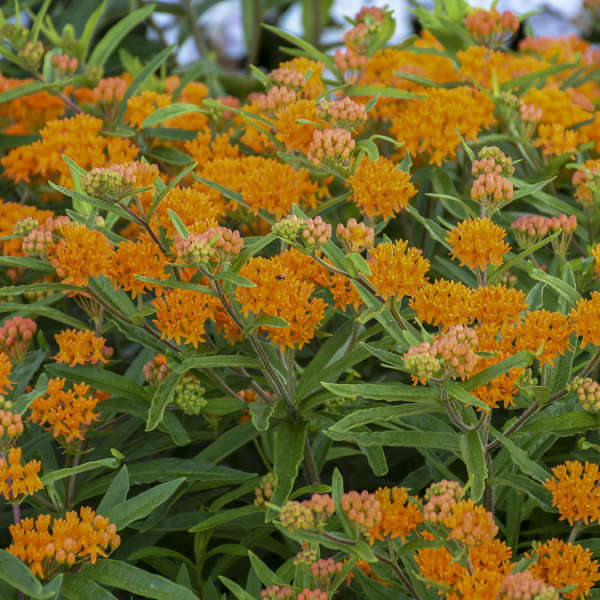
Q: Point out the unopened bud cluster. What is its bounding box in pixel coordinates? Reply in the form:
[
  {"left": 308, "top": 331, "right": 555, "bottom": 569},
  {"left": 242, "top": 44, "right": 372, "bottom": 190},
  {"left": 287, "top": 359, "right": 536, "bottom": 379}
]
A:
[
  {"left": 254, "top": 472, "right": 277, "bottom": 509},
  {"left": 13, "top": 217, "right": 38, "bottom": 237},
  {"left": 0, "top": 316, "right": 37, "bottom": 363},
  {"left": 18, "top": 40, "right": 44, "bottom": 69},
  {"left": 173, "top": 374, "right": 206, "bottom": 416},
  {"left": 302, "top": 217, "right": 332, "bottom": 248},
  {"left": 568, "top": 377, "right": 600, "bottom": 411},
  {"left": 297, "top": 589, "right": 328, "bottom": 600},
  {"left": 474, "top": 147, "right": 515, "bottom": 177},
  {"left": 403, "top": 325, "right": 479, "bottom": 382},
  {"left": 496, "top": 571, "right": 559, "bottom": 600},
  {"left": 520, "top": 103, "right": 543, "bottom": 124},
  {"left": 336, "top": 218, "right": 374, "bottom": 253},
  {"left": 471, "top": 147, "right": 514, "bottom": 208},
  {"left": 269, "top": 67, "right": 306, "bottom": 92},
  {"left": 256, "top": 86, "right": 296, "bottom": 112},
  {"left": 92, "top": 77, "right": 128, "bottom": 103},
  {"left": 317, "top": 98, "right": 367, "bottom": 129},
  {"left": 511, "top": 213, "right": 577, "bottom": 255},
  {"left": 142, "top": 354, "right": 170, "bottom": 386},
  {"left": 81, "top": 165, "right": 136, "bottom": 200},
  {"left": 341, "top": 490, "right": 381, "bottom": 534},
  {"left": 20, "top": 216, "right": 69, "bottom": 257},
  {"left": 423, "top": 479, "right": 464, "bottom": 523},
  {"left": 175, "top": 227, "right": 243, "bottom": 265},
  {"left": 0, "top": 410, "right": 24, "bottom": 450},
  {"left": 311, "top": 558, "right": 342, "bottom": 588},
  {"left": 51, "top": 53, "right": 78, "bottom": 75},
  {"left": 307, "top": 128, "right": 355, "bottom": 167},
  {"left": 272, "top": 215, "right": 306, "bottom": 243},
  {"left": 280, "top": 494, "right": 335, "bottom": 531},
  {"left": 573, "top": 165, "right": 600, "bottom": 209},
  {"left": 260, "top": 585, "right": 295, "bottom": 600},
  {"left": 465, "top": 8, "right": 519, "bottom": 47},
  {"left": 334, "top": 48, "right": 367, "bottom": 74},
  {"left": 293, "top": 546, "right": 318, "bottom": 567}
]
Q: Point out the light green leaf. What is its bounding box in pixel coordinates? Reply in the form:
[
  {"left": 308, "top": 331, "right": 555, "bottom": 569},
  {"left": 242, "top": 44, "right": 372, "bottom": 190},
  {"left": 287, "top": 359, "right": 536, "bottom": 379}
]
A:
[{"left": 460, "top": 430, "right": 487, "bottom": 502}]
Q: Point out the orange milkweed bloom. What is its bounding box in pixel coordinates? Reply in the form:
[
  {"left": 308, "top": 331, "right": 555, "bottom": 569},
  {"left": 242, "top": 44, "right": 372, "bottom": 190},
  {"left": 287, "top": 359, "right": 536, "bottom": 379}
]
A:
[
  {"left": 184, "top": 130, "right": 240, "bottom": 166},
  {"left": 369, "top": 487, "right": 424, "bottom": 543},
  {"left": 570, "top": 292, "right": 600, "bottom": 347},
  {"left": 47, "top": 223, "right": 114, "bottom": 287},
  {"left": 513, "top": 310, "right": 573, "bottom": 366},
  {"left": 275, "top": 99, "right": 326, "bottom": 154},
  {"left": 447, "top": 218, "right": 510, "bottom": 271},
  {"left": 30, "top": 378, "right": 105, "bottom": 442},
  {"left": 236, "top": 255, "right": 327, "bottom": 349},
  {"left": 0, "top": 352, "right": 13, "bottom": 394},
  {"left": 410, "top": 279, "right": 475, "bottom": 328},
  {"left": 528, "top": 539, "right": 600, "bottom": 600},
  {"left": 544, "top": 461, "right": 600, "bottom": 525},
  {"left": 348, "top": 156, "right": 417, "bottom": 219},
  {"left": 125, "top": 90, "right": 171, "bottom": 129},
  {"left": 152, "top": 288, "right": 219, "bottom": 348},
  {"left": 444, "top": 499, "right": 498, "bottom": 546},
  {"left": 53, "top": 329, "right": 109, "bottom": 367},
  {"left": 471, "top": 284, "right": 528, "bottom": 325},
  {"left": 328, "top": 271, "right": 364, "bottom": 311},
  {"left": 593, "top": 244, "right": 600, "bottom": 277},
  {"left": 7, "top": 507, "right": 120, "bottom": 579},
  {"left": 109, "top": 238, "right": 170, "bottom": 298},
  {"left": 367, "top": 239, "right": 429, "bottom": 301},
  {"left": 0, "top": 447, "right": 43, "bottom": 502}
]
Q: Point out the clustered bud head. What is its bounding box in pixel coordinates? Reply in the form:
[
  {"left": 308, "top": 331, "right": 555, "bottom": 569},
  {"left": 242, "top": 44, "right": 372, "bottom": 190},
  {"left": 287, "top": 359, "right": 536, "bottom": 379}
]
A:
[
  {"left": 272, "top": 215, "right": 307, "bottom": 243},
  {"left": 81, "top": 164, "right": 136, "bottom": 200},
  {"left": 13, "top": 217, "right": 38, "bottom": 237},
  {"left": 546, "top": 214, "right": 577, "bottom": 234},
  {"left": 475, "top": 147, "right": 515, "bottom": 177},
  {"left": 175, "top": 227, "right": 243, "bottom": 266},
  {"left": 0, "top": 396, "right": 13, "bottom": 411},
  {"left": 51, "top": 53, "right": 78, "bottom": 75},
  {"left": 341, "top": 490, "right": 382, "bottom": 534},
  {"left": 256, "top": 86, "right": 297, "bottom": 111},
  {"left": 471, "top": 173, "right": 514, "bottom": 207},
  {"left": 500, "top": 271, "right": 517, "bottom": 288},
  {"left": 517, "top": 368, "right": 538, "bottom": 390},
  {"left": 173, "top": 374, "right": 206, "bottom": 416},
  {"left": 143, "top": 356, "right": 169, "bottom": 388},
  {"left": 336, "top": 218, "right": 374, "bottom": 253},
  {"left": 573, "top": 164, "right": 600, "bottom": 209},
  {"left": 445, "top": 499, "right": 499, "bottom": 546},
  {"left": 423, "top": 479, "right": 464, "bottom": 523},
  {"left": 403, "top": 326, "right": 479, "bottom": 382},
  {"left": 311, "top": 558, "right": 342, "bottom": 587},
  {"left": 307, "top": 128, "right": 355, "bottom": 167},
  {"left": 520, "top": 102, "right": 543, "bottom": 123},
  {"left": 302, "top": 217, "right": 332, "bottom": 248},
  {"left": 334, "top": 48, "right": 367, "bottom": 74},
  {"left": 496, "top": 570, "right": 559, "bottom": 600},
  {"left": 269, "top": 67, "right": 307, "bottom": 91},
  {"left": 18, "top": 40, "right": 44, "bottom": 68},
  {"left": 0, "top": 409, "right": 24, "bottom": 450},
  {"left": 297, "top": 588, "right": 328, "bottom": 600},
  {"left": 317, "top": 98, "right": 367, "bottom": 129},
  {"left": 21, "top": 215, "right": 69, "bottom": 258},
  {"left": 254, "top": 472, "right": 277, "bottom": 509},
  {"left": 0, "top": 316, "right": 37, "bottom": 363},
  {"left": 465, "top": 8, "right": 519, "bottom": 47},
  {"left": 511, "top": 213, "right": 577, "bottom": 255},
  {"left": 568, "top": 377, "right": 600, "bottom": 411},
  {"left": 280, "top": 500, "right": 316, "bottom": 532},
  {"left": 307, "top": 493, "right": 335, "bottom": 526},
  {"left": 92, "top": 77, "right": 128, "bottom": 103},
  {"left": 293, "top": 546, "right": 318, "bottom": 567},
  {"left": 260, "top": 585, "right": 295, "bottom": 600}
]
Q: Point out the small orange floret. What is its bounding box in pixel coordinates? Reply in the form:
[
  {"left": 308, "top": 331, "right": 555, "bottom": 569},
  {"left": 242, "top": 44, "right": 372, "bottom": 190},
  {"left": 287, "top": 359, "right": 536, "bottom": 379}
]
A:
[
  {"left": 410, "top": 279, "right": 474, "bottom": 328},
  {"left": 0, "top": 352, "right": 13, "bottom": 394},
  {"left": 369, "top": 487, "right": 423, "bottom": 544},
  {"left": 53, "top": 329, "right": 109, "bottom": 367},
  {"left": 0, "top": 447, "right": 43, "bottom": 502},
  {"left": 571, "top": 292, "right": 600, "bottom": 348}
]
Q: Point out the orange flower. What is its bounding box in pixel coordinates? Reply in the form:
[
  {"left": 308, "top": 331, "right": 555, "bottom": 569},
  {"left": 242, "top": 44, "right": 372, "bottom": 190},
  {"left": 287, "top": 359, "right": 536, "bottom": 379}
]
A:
[
  {"left": 368, "top": 239, "right": 430, "bottom": 300},
  {"left": 528, "top": 539, "right": 600, "bottom": 600},
  {"left": 592, "top": 243, "right": 600, "bottom": 277},
  {"left": 47, "top": 223, "right": 114, "bottom": 286},
  {"left": 236, "top": 255, "right": 327, "bottom": 349},
  {"left": 444, "top": 499, "right": 498, "bottom": 546},
  {"left": 513, "top": 310, "right": 573, "bottom": 366},
  {"left": 369, "top": 487, "right": 424, "bottom": 543},
  {"left": 0, "top": 352, "right": 13, "bottom": 394},
  {"left": 125, "top": 90, "right": 171, "bottom": 129},
  {"left": 348, "top": 156, "right": 417, "bottom": 219},
  {"left": 390, "top": 87, "right": 496, "bottom": 166},
  {"left": 573, "top": 159, "right": 600, "bottom": 209},
  {"left": 275, "top": 99, "right": 326, "bottom": 154},
  {"left": 153, "top": 288, "right": 219, "bottom": 348},
  {"left": 109, "top": 238, "right": 170, "bottom": 298},
  {"left": 0, "top": 447, "right": 43, "bottom": 502},
  {"left": 184, "top": 130, "right": 240, "bottom": 166},
  {"left": 7, "top": 507, "right": 120, "bottom": 579},
  {"left": 447, "top": 218, "right": 510, "bottom": 271},
  {"left": 328, "top": 271, "right": 364, "bottom": 311},
  {"left": 571, "top": 292, "right": 600, "bottom": 347},
  {"left": 544, "top": 461, "right": 600, "bottom": 525},
  {"left": 472, "top": 284, "right": 527, "bottom": 325},
  {"left": 30, "top": 378, "right": 104, "bottom": 442},
  {"left": 53, "top": 329, "right": 109, "bottom": 367},
  {"left": 410, "top": 279, "right": 474, "bottom": 328}
]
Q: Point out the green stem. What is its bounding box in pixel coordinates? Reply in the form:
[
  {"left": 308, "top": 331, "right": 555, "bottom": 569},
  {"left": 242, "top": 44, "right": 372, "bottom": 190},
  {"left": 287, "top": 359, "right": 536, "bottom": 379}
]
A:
[{"left": 303, "top": 438, "right": 320, "bottom": 484}]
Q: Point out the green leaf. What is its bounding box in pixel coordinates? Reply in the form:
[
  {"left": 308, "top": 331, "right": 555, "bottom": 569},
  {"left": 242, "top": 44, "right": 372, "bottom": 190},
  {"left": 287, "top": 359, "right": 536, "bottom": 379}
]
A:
[
  {"left": 42, "top": 457, "right": 119, "bottom": 485},
  {"left": 0, "top": 81, "right": 51, "bottom": 104},
  {"left": 245, "top": 315, "right": 289, "bottom": 332},
  {"left": 88, "top": 4, "right": 156, "bottom": 67},
  {"left": 461, "top": 351, "right": 534, "bottom": 392},
  {"left": 490, "top": 426, "right": 550, "bottom": 483},
  {"left": 0, "top": 550, "right": 45, "bottom": 598},
  {"left": 0, "top": 302, "right": 88, "bottom": 330},
  {"left": 215, "top": 271, "right": 257, "bottom": 288},
  {"left": 167, "top": 209, "right": 190, "bottom": 238},
  {"left": 189, "top": 506, "right": 261, "bottom": 533},
  {"left": 6, "top": 349, "right": 46, "bottom": 404},
  {"left": 0, "top": 255, "right": 54, "bottom": 273},
  {"left": 142, "top": 103, "right": 205, "bottom": 129},
  {"left": 0, "top": 282, "right": 80, "bottom": 296},
  {"left": 266, "top": 420, "right": 307, "bottom": 520},
  {"left": 346, "top": 85, "right": 425, "bottom": 100},
  {"left": 441, "top": 380, "right": 490, "bottom": 411},
  {"left": 147, "top": 161, "right": 197, "bottom": 220},
  {"left": 326, "top": 429, "right": 460, "bottom": 450},
  {"left": 248, "top": 401, "right": 275, "bottom": 431},
  {"left": 82, "top": 560, "right": 199, "bottom": 600},
  {"left": 219, "top": 576, "right": 257, "bottom": 600},
  {"left": 81, "top": 1, "right": 107, "bottom": 61},
  {"left": 525, "top": 264, "right": 581, "bottom": 306},
  {"left": 359, "top": 444, "right": 388, "bottom": 476},
  {"left": 105, "top": 478, "right": 185, "bottom": 530},
  {"left": 61, "top": 573, "right": 118, "bottom": 600},
  {"left": 460, "top": 430, "right": 487, "bottom": 502},
  {"left": 97, "top": 466, "right": 129, "bottom": 515},
  {"left": 248, "top": 551, "right": 285, "bottom": 587},
  {"left": 29, "top": 0, "right": 52, "bottom": 43},
  {"left": 518, "top": 411, "right": 600, "bottom": 437},
  {"left": 332, "top": 467, "right": 357, "bottom": 539},
  {"left": 322, "top": 381, "right": 440, "bottom": 403}
]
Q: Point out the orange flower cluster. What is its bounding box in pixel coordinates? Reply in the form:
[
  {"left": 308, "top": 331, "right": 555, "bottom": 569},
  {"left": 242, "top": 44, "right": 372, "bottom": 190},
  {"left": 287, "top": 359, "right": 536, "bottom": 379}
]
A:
[
  {"left": 348, "top": 156, "right": 417, "bottom": 219},
  {"left": 1, "top": 114, "right": 137, "bottom": 186},
  {"left": 410, "top": 279, "right": 474, "bottom": 329},
  {"left": 390, "top": 87, "right": 496, "bottom": 165},
  {"left": 236, "top": 253, "right": 327, "bottom": 349},
  {"left": 447, "top": 218, "right": 510, "bottom": 271},
  {"left": 53, "top": 329, "right": 110, "bottom": 367},
  {"left": 544, "top": 460, "right": 600, "bottom": 525},
  {"left": 369, "top": 487, "right": 423, "bottom": 543},
  {"left": 47, "top": 223, "right": 114, "bottom": 286},
  {"left": 444, "top": 499, "right": 498, "bottom": 546},
  {"left": 7, "top": 507, "right": 121, "bottom": 579},
  {"left": 0, "top": 352, "right": 13, "bottom": 394},
  {"left": 570, "top": 292, "right": 600, "bottom": 347},
  {"left": 368, "top": 239, "right": 429, "bottom": 300},
  {"left": 30, "top": 378, "right": 105, "bottom": 442},
  {"left": 0, "top": 447, "right": 43, "bottom": 502}
]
